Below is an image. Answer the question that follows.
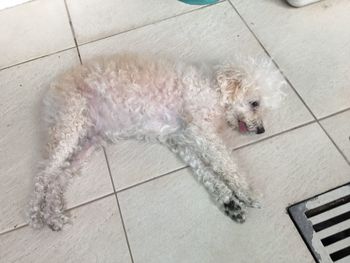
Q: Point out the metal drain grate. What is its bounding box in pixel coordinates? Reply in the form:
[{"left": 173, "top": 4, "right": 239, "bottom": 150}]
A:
[{"left": 289, "top": 184, "right": 350, "bottom": 263}]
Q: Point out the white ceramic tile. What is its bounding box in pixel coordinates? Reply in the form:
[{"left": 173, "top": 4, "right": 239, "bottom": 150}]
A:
[
  {"left": 230, "top": 0, "right": 350, "bottom": 118},
  {"left": 0, "top": 0, "right": 75, "bottom": 69},
  {"left": 321, "top": 110, "right": 350, "bottom": 161},
  {"left": 66, "top": 0, "right": 199, "bottom": 44},
  {"left": 106, "top": 140, "right": 184, "bottom": 191},
  {"left": 118, "top": 124, "right": 349, "bottom": 263},
  {"left": 0, "top": 196, "right": 132, "bottom": 263},
  {"left": 0, "top": 49, "right": 113, "bottom": 233},
  {"left": 0, "top": 0, "right": 33, "bottom": 11},
  {"left": 65, "top": 148, "right": 113, "bottom": 208},
  {"left": 79, "top": 2, "right": 263, "bottom": 61}
]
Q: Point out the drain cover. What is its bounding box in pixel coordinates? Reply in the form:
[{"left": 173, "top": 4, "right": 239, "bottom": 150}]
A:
[{"left": 289, "top": 184, "right": 350, "bottom": 263}]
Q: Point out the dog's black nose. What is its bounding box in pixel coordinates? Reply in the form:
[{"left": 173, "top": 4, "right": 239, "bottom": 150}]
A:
[{"left": 256, "top": 126, "right": 265, "bottom": 134}]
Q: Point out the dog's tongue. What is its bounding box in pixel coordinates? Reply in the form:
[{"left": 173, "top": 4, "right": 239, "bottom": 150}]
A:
[{"left": 238, "top": 121, "right": 248, "bottom": 133}]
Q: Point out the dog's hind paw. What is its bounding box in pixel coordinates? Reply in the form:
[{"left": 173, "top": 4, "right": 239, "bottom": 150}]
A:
[
  {"left": 28, "top": 212, "right": 45, "bottom": 229},
  {"left": 28, "top": 205, "right": 45, "bottom": 229}
]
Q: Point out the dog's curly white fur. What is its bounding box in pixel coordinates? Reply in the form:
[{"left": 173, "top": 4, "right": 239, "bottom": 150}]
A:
[{"left": 28, "top": 53, "right": 286, "bottom": 231}]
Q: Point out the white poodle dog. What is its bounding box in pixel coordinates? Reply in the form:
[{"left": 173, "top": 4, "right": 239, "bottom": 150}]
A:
[{"left": 28, "top": 53, "right": 285, "bottom": 231}]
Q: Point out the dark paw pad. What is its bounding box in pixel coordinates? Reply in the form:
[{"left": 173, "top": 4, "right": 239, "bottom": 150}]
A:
[
  {"left": 224, "top": 201, "right": 246, "bottom": 223},
  {"left": 224, "top": 200, "right": 241, "bottom": 211}
]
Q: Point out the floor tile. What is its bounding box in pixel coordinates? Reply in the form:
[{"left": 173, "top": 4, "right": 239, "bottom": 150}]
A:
[
  {"left": 0, "top": 0, "right": 75, "bottom": 69},
  {"left": 66, "top": 0, "right": 199, "bottom": 44},
  {"left": 0, "top": 196, "right": 131, "bottom": 263},
  {"left": 0, "top": 0, "right": 32, "bottom": 11},
  {"left": 0, "top": 49, "right": 113, "bottom": 233},
  {"left": 79, "top": 2, "right": 263, "bottom": 61},
  {"left": 65, "top": 148, "right": 113, "bottom": 209},
  {"left": 106, "top": 140, "right": 184, "bottom": 191},
  {"left": 81, "top": 2, "right": 313, "bottom": 188},
  {"left": 230, "top": 0, "right": 350, "bottom": 118},
  {"left": 118, "top": 124, "right": 349, "bottom": 263},
  {"left": 321, "top": 110, "right": 350, "bottom": 161}
]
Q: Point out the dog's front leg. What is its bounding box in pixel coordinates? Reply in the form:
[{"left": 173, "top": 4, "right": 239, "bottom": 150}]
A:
[
  {"left": 182, "top": 126, "right": 260, "bottom": 208},
  {"left": 166, "top": 137, "right": 248, "bottom": 222}
]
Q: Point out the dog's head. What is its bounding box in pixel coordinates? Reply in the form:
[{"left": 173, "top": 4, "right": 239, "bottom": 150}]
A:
[{"left": 216, "top": 57, "right": 286, "bottom": 134}]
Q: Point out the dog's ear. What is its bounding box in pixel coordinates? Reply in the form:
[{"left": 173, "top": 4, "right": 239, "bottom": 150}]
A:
[{"left": 215, "top": 66, "right": 244, "bottom": 104}]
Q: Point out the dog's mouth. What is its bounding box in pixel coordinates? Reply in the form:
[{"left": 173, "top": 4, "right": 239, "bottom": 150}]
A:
[
  {"left": 238, "top": 120, "right": 249, "bottom": 133},
  {"left": 238, "top": 120, "right": 265, "bottom": 134}
]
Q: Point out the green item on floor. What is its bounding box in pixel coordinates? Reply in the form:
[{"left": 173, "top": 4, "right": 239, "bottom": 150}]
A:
[{"left": 178, "top": 0, "right": 219, "bottom": 5}]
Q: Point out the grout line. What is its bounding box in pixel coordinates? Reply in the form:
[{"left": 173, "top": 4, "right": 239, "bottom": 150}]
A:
[
  {"left": 66, "top": 192, "right": 114, "bottom": 211},
  {"left": 0, "top": 165, "right": 188, "bottom": 236},
  {"left": 232, "top": 120, "right": 317, "bottom": 151},
  {"left": 0, "top": 0, "right": 223, "bottom": 71},
  {"left": 0, "top": 0, "right": 37, "bottom": 12},
  {"left": 0, "top": 223, "right": 28, "bottom": 236},
  {"left": 63, "top": 0, "right": 82, "bottom": 64},
  {"left": 317, "top": 122, "right": 350, "bottom": 164},
  {"left": 105, "top": 120, "right": 318, "bottom": 196},
  {"left": 0, "top": 193, "right": 114, "bottom": 237},
  {"left": 102, "top": 147, "right": 118, "bottom": 197},
  {"left": 227, "top": 1, "right": 350, "bottom": 166},
  {"left": 77, "top": 1, "right": 225, "bottom": 48},
  {"left": 0, "top": 121, "right": 321, "bottom": 237},
  {"left": 103, "top": 147, "right": 135, "bottom": 263},
  {"left": 0, "top": 0, "right": 36, "bottom": 12},
  {"left": 0, "top": 47, "right": 75, "bottom": 71},
  {"left": 318, "top": 107, "right": 350, "bottom": 121},
  {"left": 116, "top": 166, "right": 189, "bottom": 194},
  {"left": 99, "top": 119, "right": 318, "bottom": 196}
]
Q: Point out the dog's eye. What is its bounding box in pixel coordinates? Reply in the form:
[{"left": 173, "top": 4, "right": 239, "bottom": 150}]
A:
[{"left": 250, "top": 101, "right": 259, "bottom": 108}]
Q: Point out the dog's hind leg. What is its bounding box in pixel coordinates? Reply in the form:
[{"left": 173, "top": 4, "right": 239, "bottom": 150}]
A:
[
  {"left": 28, "top": 97, "right": 92, "bottom": 231},
  {"left": 166, "top": 138, "right": 248, "bottom": 223}
]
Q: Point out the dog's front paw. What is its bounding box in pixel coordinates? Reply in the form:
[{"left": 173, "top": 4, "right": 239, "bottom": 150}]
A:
[
  {"left": 223, "top": 199, "right": 247, "bottom": 223},
  {"left": 46, "top": 212, "right": 70, "bottom": 231}
]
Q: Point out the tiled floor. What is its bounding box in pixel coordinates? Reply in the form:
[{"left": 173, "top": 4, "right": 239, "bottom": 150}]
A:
[{"left": 0, "top": 0, "right": 349, "bottom": 262}]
